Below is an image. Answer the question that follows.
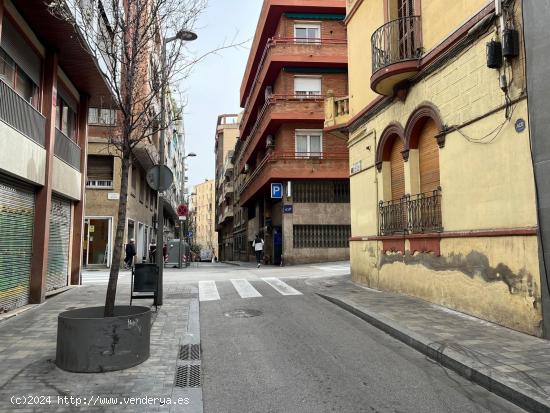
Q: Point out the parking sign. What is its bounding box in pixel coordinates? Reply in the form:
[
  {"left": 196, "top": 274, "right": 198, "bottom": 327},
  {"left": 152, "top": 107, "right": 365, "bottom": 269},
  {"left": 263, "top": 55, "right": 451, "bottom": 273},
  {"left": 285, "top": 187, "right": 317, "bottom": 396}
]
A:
[{"left": 271, "top": 183, "right": 283, "bottom": 199}]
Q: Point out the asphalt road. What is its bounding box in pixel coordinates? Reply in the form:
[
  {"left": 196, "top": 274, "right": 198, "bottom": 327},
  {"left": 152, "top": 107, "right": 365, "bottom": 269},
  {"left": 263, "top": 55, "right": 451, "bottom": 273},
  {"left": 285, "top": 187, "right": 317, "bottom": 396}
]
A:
[{"left": 200, "top": 277, "right": 524, "bottom": 413}]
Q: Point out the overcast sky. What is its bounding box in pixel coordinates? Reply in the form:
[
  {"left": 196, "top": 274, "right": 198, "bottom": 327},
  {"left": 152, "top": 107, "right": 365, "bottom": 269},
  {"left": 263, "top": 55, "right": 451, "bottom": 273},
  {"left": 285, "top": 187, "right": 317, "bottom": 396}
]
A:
[{"left": 182, "top": 0, "right": 262, "bottom": 191}]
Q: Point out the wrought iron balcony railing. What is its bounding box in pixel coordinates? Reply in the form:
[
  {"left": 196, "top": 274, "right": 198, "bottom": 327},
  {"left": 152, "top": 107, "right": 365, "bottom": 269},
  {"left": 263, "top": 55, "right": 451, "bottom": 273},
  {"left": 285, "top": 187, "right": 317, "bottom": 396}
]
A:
[
  {"left": 379, "top": 188, "right": 442, "bottom": 236},
  {"left": 371, "top": 16, "right": 422, "bottom": 74}
]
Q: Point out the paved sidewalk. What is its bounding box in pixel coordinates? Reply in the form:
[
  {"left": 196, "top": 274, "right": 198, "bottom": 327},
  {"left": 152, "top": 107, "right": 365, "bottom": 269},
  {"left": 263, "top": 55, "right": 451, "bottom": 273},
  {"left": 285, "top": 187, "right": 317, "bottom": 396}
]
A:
[
  {"left": 0, "top": 282, "right": 200, "bottom": 412},
  {"left": 315, "top": 278, "right": 550, "bottom": 413}
]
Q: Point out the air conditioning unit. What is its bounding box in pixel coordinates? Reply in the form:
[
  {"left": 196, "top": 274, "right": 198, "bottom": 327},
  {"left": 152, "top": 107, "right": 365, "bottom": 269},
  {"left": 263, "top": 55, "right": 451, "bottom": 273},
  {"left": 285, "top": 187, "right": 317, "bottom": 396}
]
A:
[
  {"left": 244, "top": 163, "right": 250, "bottom": 173},
  {"left": 265, "top": 86, "right": 273, "bottom": 99},
  {"left": 266, "top": 134, "right": 274, "bottom": 148}
]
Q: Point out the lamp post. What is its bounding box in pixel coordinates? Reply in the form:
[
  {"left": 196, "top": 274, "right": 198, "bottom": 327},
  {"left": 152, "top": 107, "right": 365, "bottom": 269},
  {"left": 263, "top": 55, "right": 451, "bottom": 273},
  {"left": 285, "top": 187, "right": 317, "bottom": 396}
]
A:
[
  {"left": 178, "top": 153, "right": 197, "bottom": 269},
  {"left": 156, "top": 29, "right": 197, "bottom": 306}
]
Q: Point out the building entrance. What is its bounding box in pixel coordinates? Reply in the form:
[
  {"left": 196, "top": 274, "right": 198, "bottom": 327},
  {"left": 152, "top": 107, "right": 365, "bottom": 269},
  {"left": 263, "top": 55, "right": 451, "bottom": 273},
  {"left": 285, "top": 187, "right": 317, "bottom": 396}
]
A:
[{"left": 84, "top": 218, "right": 111, "bottom": 267}]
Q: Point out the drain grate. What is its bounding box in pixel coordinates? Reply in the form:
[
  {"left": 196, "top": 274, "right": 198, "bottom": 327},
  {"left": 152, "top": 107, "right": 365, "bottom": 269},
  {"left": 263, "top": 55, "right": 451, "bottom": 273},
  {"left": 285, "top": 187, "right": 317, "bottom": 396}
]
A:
[
  {"left": 179, "top": 344, "right": 201, "bottom": 360},
  {"left": 174, "top": 365, "right": 201, "bottom": 388}
]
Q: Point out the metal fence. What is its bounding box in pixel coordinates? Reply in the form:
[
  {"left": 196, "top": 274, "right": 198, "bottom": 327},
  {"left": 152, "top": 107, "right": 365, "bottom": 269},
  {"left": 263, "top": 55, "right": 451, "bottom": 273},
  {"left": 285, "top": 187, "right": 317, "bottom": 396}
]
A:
[
  {"left": 54, "top": 128, "right": 81, "bottom": 170},
  {"left": 0, "top": 79, "right": 45, "bottom": 146},
  {"left": 379, "top": 188, "right": 442, "bottom": 235},
  {"left": 371, "top": 16, "right": 422, "bottom": 73},
  {"left": 293, "top": 225, "right": 351, "bottom": 249}
]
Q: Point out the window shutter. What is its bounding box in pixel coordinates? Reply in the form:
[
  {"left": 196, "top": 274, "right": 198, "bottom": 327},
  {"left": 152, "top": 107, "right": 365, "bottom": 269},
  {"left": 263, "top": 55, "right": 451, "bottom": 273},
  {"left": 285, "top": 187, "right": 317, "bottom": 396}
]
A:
[
  {"left": 418, "top": 119, "right": 440, "bottom": 193},
  {"left": 1, "top": 17, "right": 41, "bottom": 85},
  {"left": 294, "top": 77, "right": 321, "bottom": 95},
  {"left": 87, "top": 155, "right": 113, "bottom": 180},
  {"left": 390, "top": 138, "right": 405, "bottom": 201}
]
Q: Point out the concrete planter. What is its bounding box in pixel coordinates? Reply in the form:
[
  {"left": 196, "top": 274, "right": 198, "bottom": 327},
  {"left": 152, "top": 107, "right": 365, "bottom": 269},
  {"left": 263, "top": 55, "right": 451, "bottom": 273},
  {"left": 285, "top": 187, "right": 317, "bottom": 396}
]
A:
[{"left": 56, "top": 306, "right": 151, "bottom": 373}]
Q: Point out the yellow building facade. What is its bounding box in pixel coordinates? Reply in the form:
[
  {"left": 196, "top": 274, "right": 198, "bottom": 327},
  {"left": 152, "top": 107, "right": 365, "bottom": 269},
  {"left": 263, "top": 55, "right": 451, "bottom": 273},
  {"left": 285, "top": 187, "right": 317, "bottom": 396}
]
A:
[
  {"left": 336, "top": 0, "right": 542, "bottom": 336},
  {"left": 192, "top": 180, "right": 218, "bottom": 258}
]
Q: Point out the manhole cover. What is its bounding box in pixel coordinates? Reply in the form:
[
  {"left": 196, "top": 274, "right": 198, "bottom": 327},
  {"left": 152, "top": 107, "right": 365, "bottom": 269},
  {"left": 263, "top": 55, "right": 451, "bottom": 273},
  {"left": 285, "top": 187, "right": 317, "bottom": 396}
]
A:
[{"left": 224, "top": 309, "right": 263, "bottom": 318}]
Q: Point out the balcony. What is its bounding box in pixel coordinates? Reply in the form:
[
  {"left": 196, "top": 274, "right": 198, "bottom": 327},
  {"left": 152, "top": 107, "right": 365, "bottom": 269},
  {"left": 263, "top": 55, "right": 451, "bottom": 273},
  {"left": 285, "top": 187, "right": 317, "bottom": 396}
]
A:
[
  {"left": 324, "top": 95, "right": 350, "bottom": 129},
  {"left": 379, "top": 189, "right": 442, "bottom": 236},
  {"left": 240, "top": 37, "right": 347, "bottom": 135},
  {"left": 239, "top": 151, "right": 349, "bottom": 206},
  {"left": 218, "top": 205, "right": 234, "bottom": 225},
  {"left": 134, "top": 139, "right": 160, "bottom": 170},
  {"left": 0, "top": 79, "right": 45, "bottom": 146},
  {"left": 239, "top": 95, "right": 326, "bottom": 170},
  {"left": 370, "top": 16, "right": 423, "bottom": 96},
  {"left": 54, "top": 129, "right": 81, "bottom": 170}
]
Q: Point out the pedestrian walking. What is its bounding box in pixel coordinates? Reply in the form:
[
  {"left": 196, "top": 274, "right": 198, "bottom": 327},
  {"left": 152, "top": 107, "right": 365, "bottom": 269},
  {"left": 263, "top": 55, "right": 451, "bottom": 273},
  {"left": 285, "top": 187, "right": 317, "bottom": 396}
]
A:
[
  {"left": 148, "top": 240, "right": 157, "bottom": 263},
  {"left": 124, "top": 239, "right": 136, "bottom": 269},
  {"left": 252, "top": 234, "right": 264, "bottom": 268}
]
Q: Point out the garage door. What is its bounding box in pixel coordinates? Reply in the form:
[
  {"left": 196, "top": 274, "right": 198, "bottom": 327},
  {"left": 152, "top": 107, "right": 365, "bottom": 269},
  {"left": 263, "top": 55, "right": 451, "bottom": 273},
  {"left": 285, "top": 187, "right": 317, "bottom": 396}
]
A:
[
  {"left": 46, "top": 196, "right": 71, "bottom": 292},
  {"left": 0, "top": 176, "right": 34, "bottom": 312}
]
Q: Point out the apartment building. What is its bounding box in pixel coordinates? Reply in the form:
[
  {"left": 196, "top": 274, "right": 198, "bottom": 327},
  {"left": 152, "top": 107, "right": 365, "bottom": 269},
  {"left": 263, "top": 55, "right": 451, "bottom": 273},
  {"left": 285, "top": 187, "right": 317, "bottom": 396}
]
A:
[
  {"left": 327, "top": 0, "right": 546, "bottom": 336},
  {"left": 236, "top": 0, "right": 351, "bottom": 265},
  {"left": 192, "top": 179, "right": 217, "bottom": 258},
  {"left": 0, "top": 0, "right": 112, "bottom": 312},
  {"left": 214, "top": 114, "right": 239, "bottom": 261}
]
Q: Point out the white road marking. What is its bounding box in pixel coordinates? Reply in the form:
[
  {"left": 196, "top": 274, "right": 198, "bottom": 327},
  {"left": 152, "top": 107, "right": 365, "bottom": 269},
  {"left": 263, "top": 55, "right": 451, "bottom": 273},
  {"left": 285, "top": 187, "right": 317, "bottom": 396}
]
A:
[
  {"left": 199, "top": 280, "right": 220, "bottom": 302},
  {"left": 311, "top": 265, "right": 350, "bottom": 272},
  {"left": 81, "top": 273, "right": 129, "bottom": 284},
  {"left": 230, "top": 279, "right": 262, "bottom": 298},
  {"left": 263, "top": 277, "right": 302, "bottom": 296}
]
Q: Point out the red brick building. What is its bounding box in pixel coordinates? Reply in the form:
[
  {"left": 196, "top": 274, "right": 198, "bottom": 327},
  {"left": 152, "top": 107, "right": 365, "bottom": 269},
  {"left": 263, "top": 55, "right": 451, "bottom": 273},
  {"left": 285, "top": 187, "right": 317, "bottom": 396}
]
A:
[{"left": 236, "top": 0, "right": 351, "bottom": 265}]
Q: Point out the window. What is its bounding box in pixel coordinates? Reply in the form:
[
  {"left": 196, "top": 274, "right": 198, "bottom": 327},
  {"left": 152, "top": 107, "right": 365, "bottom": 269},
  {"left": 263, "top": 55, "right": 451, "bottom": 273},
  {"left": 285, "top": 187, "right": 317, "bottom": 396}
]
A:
[
  {"left": 293, "top": 225, "right": 351, "bottom": 249},
  {"left": 295, "top": 130, "right": 323, "bottom": 158},
  {"left": 88, "top": 108, "right": 116, "bottom": 126},
  {"left": 294, "top": 23, "right": 321, "bottom": 43},
  {"left": 139, "top": 175, "right": 145, "bottom": 203},
  {"left": 56, "top": 95, "right": 77, "bottom": 140},
  {"left": 0, "top": 48, "right": 39, "bottom": 107},
  {"left": 86, "top": 155, "right": 114, "bottom": 188},
  {"left": 131, "top": 165, "right": 137, "bottom": 196},
  {"left": 294, "top": 76, "right": 321, "bottom": 97}
]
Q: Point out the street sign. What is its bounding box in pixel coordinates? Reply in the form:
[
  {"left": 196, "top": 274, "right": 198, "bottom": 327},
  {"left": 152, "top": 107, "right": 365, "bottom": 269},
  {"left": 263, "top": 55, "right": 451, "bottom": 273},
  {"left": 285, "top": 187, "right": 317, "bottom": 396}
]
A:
[
  {"left": 515, "top": 118, "right": 526, "bottom": 133},
  {"left": 283, "top": 205, "right": 293, "bottom": 214},
  {"left": 146, "top": 165, "right": 174, "bottom": 192},
  {"left": 271, "top": 183, "right": 283, "bottom": 199},
  {"left": 177, "top": 204, "right": 189, "bottom": 216},
  {"left": 179, "top": 216, "right": 187, "bottom": 221},
  {"left": 188, "top": 231, "right": 193, "bottom": 238}
]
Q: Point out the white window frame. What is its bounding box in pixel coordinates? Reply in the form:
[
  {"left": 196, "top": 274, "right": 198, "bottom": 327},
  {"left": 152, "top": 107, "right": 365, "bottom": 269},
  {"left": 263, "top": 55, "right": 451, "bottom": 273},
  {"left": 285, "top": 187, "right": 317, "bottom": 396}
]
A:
[
  {"left": 293, "top": 75, "right": 322, "bottom": 98},
  {"left": 295, "top": 129, "right": 323, "bottom": 159},
  {"left": 294, "top": 22, "right": 321, "bottom": 44}
]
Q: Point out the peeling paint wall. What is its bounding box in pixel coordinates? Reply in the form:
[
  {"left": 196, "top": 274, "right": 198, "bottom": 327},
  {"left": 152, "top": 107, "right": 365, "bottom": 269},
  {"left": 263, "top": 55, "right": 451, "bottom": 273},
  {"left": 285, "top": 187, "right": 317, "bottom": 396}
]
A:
[{"left": 352, "top": 237, "right": 543, "bottom": 336}]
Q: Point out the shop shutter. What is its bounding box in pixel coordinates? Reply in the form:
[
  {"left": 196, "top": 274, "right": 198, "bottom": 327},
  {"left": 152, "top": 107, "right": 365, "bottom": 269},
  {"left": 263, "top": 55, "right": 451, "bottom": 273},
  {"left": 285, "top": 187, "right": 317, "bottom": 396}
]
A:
[
  {"left": 390, "top": 138, "right": 406, "bottom": 200},
  {"left": 0, "top": 175, "right": 34, "bottom": 312},
  {"left": 46, "top": 196, "right": 71, "bottom": 292},
  {"left": 418, "top": 119, "right": 440, "bottom": 194},
  {"left": 0, "top": 17, "right": 41, "bottom": 85}
]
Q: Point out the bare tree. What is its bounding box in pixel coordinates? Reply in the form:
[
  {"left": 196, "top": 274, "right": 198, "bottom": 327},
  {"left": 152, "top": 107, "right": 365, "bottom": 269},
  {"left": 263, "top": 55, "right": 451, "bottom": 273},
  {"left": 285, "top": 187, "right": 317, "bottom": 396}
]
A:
[{"left": 49, "top": 0, "right": 206, "bottom": 316}]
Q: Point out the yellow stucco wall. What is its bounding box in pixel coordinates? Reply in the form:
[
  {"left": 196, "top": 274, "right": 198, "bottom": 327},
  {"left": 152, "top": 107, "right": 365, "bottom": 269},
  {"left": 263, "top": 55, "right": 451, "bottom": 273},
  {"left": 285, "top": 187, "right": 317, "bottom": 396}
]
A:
[{"left": 347, "top": 4, "right": 541, "bottom": 336}]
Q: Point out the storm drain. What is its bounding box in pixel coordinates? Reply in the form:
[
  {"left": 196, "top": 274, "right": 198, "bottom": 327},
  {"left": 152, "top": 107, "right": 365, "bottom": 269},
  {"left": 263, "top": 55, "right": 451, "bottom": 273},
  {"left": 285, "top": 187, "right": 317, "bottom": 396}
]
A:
[
  {"left": 179, "top": 344, "right": 201, "bottom": 361},
  {"left": 174, "top": 365, "right": 201, "bottom": 388}
]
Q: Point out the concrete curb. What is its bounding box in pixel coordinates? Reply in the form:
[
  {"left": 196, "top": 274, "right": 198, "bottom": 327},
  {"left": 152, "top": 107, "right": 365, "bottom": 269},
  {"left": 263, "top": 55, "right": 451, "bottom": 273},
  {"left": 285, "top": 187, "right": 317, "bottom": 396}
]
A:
[{"left": 318, "top": 293, "right": 550, "bottom": 413}]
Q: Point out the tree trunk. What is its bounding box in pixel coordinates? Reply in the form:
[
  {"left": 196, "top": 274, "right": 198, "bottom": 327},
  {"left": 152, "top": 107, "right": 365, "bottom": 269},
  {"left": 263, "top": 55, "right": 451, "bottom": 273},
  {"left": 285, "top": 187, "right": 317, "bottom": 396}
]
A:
[{"left": 104, "top": 150, "right": 131, "bottom": 317}]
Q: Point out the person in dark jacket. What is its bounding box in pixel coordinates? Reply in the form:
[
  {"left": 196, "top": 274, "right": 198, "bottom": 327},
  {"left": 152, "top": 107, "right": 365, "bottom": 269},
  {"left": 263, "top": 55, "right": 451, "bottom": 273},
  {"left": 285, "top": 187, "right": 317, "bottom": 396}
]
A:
[{"left": 124, "top": 239, "right": 136, "bottom": 269}]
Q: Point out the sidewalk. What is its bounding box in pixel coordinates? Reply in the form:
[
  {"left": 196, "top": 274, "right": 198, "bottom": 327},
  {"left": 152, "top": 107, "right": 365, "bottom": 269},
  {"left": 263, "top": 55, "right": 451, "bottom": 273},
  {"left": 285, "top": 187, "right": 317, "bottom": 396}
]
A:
[
  {"left": 0, "top": 282, "right": 201, "bottom": 412},
  {"left": 317, "top": 279, "right": 550, "bottom": 413}
]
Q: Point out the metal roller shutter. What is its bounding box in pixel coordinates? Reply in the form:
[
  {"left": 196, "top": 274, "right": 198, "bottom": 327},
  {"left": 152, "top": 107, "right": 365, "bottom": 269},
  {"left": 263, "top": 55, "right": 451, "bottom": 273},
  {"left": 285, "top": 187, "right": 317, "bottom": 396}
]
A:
[
  {"left": 46, "top": 196, "right": 71, "bottom": 292},
  {"left": 0, "top": 176, "right": 34, "bottom": 312}
]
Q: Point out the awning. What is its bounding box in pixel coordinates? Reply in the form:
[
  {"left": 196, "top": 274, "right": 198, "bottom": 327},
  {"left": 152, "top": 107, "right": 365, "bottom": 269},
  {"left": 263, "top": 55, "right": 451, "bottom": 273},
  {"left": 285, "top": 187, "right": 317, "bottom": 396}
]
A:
[{"left": 284, "top": 13, "right": 345, "bottom": 21}]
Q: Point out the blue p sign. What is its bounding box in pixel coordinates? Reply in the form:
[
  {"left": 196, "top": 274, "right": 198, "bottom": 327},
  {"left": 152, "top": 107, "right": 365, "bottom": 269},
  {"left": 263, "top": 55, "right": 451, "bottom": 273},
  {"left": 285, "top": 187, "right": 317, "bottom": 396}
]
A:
[{"left": 271, "top": 183, "right": 283, "bottom": 199}]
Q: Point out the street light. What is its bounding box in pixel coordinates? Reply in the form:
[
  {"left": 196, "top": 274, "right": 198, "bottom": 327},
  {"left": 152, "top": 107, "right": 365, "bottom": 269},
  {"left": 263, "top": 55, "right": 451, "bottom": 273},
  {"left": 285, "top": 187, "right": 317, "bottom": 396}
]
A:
[{"left": 156, "top": 29, "right": 197, "bottom": 306}]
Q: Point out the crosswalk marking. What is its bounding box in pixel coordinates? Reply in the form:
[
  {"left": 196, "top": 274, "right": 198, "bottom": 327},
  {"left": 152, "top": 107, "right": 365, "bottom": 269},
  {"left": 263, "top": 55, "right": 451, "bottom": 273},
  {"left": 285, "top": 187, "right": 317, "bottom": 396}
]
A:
[
  {"left": 82, "top": 273, "right": 129, "bottom": 284},
  {"left": 263, "top": 277, "right": 302, "bottom": 296},
  {"left": 199, "top": 280, "right": 220, "bottom": 302},
  {"left": 230, "top": 279, "right": 262, "bottom": 298},
  {"left": 311, "top": 265, "right": 349, "bottom": 272}
]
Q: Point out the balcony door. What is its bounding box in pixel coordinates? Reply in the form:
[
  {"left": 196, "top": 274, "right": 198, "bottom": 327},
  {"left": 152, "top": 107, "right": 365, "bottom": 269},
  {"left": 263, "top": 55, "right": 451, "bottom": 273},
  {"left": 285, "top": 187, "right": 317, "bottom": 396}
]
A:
[
  {"left": 387, "top": 0, "right": 418, "bottom": 61},
  {"left": 390, "top": 138, "right": 405, "bottom": 201}
]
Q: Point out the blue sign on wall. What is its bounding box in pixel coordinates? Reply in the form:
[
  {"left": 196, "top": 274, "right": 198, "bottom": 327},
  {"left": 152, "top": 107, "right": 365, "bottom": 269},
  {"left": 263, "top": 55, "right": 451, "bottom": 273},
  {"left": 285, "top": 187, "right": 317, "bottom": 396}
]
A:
[
  {"left": 188, "top": 231, "right": 193, "bottom": 238},
  {"left": 271, "top": 183, "right": 283, "bottom": 199},
  {"left": 283, "top": 205, "right": 293, "bottom": 214}
]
